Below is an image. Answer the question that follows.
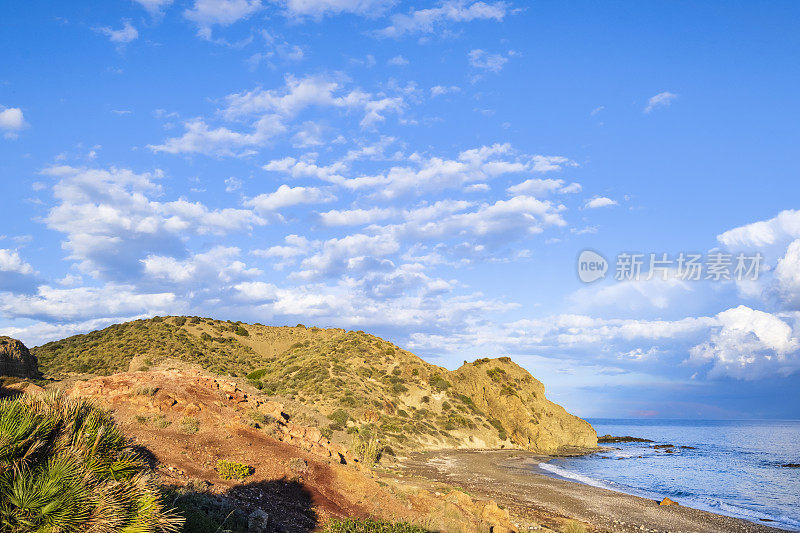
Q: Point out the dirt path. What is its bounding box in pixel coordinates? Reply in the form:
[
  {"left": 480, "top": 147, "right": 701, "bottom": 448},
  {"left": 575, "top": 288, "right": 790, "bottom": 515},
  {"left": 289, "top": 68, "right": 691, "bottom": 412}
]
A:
[{"left": 398, "top": 449, "right": 790, "bottom": 533}]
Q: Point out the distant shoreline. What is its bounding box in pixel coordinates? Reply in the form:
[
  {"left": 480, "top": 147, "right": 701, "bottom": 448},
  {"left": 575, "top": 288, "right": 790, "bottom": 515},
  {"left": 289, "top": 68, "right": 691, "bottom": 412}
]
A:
[{"left": 399, "top": 449, "right": 791, "bottom": 533}]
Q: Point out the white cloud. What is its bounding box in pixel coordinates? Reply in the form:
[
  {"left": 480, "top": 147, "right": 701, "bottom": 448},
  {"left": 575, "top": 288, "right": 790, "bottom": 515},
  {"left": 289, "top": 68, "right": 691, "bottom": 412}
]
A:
[
  {"left": 42, "top": 165, "right": 264, "bottom": 278},
  {"left": 133, "top": 0, "right": 173, "bottom": 14},
  {"left": 244, "top": 184, "right": 336, "bottom": 212},
  {"left": 281, "top": 0, "right": 394, "bottom": 18},
  {"left": 468, "top": 49, "right": 510, "bottom": 72},
  {"left": 0, "top": 250, "right": 35, "bottom": 276},
  {"left": 184, "top": 0, "right": 262, "bottom": 38},
  {"left": 717, "top": 209, "right": 800, "bottom": 249},
  {"left": 585, "top": 196, "right": 618, "bottom": 209},
  {"left": 98, "top": 21, "right": 139, "bottom": 44},
  {"left": 142, "top": 246, "right": 261, "bottom": 284},
  {"left": 0, "top": 107, "right": 26, "bottom": 139},
  {"left": 774, "top": 239, "right": 800, "bottom": 307},
  {"left": 222, "top": 75, "right": 403, "bottom": 128},
  {"left": 689, "top": 306, "right": 800, "bottom": 379},
  {"left": 376, "top": 0, "right": 508, "bottom": 38},
  {"left": 0, "top": 284, "right": 179, "bottom": 322},
  {"left": 388, "top": 55, "right": 409, "bottom": 66},
  {"left": 318, "top": 207, "right": 396, "bottom": 226},
  {"left": 430, "top": 85, "right": 460, "bottom": 97},
  {"left": 644, "top": 91, "right": 678, "bottom": 113},
  {"left": 507, "top": 178, "right": 581, "bottom": 197},
  {"left": 148, "top": 115, "right": 285, "bottom": 156}
]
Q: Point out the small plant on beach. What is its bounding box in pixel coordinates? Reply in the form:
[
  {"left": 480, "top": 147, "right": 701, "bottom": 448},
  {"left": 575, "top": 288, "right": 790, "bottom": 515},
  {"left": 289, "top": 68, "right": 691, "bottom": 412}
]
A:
[
  {"left": 235, "top": 325, "right": 249, "bottom": 336},
  {"left": 0, "top": 391, "right": 183, "bottom": 532},
  {"left": 325, "top": 518, "right": 429, "bottom": 532},
  {"left": 216, "top": 459, "right": 253, "bottom": 480},
  {"left": 561, "top": 520, "right": 587, "bottom": 533}
]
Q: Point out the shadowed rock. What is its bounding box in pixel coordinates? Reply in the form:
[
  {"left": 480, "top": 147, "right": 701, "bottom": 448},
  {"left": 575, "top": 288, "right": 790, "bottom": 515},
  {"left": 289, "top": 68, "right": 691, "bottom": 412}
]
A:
[{"left": 0, "top": 337, "right": 41, "bottom": 379}]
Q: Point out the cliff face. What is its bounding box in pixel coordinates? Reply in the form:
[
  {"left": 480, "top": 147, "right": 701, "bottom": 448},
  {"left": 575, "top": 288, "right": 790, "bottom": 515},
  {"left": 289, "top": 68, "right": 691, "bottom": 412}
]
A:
[
  {"left": 0, "top": 337, "right": 41, "bottom": 379},
  {"left": 451, "top": 358, "right": 597, "bottom": 453}
]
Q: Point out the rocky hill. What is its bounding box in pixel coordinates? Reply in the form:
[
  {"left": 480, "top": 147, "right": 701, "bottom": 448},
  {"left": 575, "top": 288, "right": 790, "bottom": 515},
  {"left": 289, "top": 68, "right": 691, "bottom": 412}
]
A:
[
  {"left": 32, "top": 317, "right": 597, "bottom": 454},
  {"left": 0, "top": 336, "right": 41, "bottom": 379}
]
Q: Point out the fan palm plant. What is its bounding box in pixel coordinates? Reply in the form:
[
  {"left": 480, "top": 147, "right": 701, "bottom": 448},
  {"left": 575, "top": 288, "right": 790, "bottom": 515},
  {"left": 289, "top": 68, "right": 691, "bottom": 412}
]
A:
[{"left": 0, "top": 391, "right": 183, "bottom": 532}]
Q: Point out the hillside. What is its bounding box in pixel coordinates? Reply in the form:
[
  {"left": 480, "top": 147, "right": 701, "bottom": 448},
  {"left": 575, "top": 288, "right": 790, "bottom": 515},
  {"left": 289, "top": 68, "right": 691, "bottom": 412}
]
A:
[{"left": 32, "top": 316, "right": 597, "bottom": 454}]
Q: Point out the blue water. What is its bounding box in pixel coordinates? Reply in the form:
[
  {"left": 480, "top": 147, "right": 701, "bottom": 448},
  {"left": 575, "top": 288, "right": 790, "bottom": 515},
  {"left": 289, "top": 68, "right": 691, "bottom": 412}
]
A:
[{"left": 537, "top": 419, "right": 800, "bottom": 531}]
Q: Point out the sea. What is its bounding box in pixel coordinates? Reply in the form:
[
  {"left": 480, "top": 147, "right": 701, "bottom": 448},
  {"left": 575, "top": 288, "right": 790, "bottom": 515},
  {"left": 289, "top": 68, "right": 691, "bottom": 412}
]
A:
[{"left": 536, "top": 419, "right": 800, "bottom": 531}]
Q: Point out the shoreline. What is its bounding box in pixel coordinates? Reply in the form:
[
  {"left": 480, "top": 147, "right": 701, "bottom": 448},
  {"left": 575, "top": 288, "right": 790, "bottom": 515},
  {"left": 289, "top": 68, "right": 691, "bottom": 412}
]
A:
[{"left": 397, "top": 449, "right": 791, "bottom": 533}]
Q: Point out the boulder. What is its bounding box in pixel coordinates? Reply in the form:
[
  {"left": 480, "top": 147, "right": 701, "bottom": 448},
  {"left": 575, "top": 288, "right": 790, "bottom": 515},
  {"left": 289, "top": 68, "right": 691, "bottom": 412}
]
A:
[
  {"left": 247, "top": 509, "right": 269, "bottom": 532},
  {"left": 659, "top": 497, "right": 679, "bottom": 506},
  {"left": 0, "top": 337, "right": 41, "bottom": 379}
]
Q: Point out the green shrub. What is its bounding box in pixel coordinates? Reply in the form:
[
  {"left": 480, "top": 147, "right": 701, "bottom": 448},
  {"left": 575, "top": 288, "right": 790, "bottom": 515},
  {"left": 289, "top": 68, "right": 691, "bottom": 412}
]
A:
[
  {"left": 173, "top": 317, "right": 187, "bottom": 327},
  {"left": 350, "top": 433, "right": 382, "bottom": 466},
  {"left": 489, "top": 418, "right": 507, "bottom": 440},
  {"left": 325, "top": 518, "right": 429, "bottom": 532},
  {"left": 486, "top": 367, "right": 506, "bottom": 382},
  {"left": 328, "top": 409, "right": 350, "bottom": 427},
  {"left": 216, "top": 459, "right": 253, "bottom": 481},
  {"left": 428, "top": 374, "right": 451, "bottom": 392},
  {"left": 0, "top": 392, "right": 183, "bottom": 532},
  {"left": 247, "top": 368, "right": 268, "bottom": 381},
  {"left": 235, "top": 325, "right": 249, "bottom": 336},
  {"left": 561, "top": 520, "right": 587, "bottom": 533},
  {"left": 180, "top": 416, "right": 199, "bottom": 434}
]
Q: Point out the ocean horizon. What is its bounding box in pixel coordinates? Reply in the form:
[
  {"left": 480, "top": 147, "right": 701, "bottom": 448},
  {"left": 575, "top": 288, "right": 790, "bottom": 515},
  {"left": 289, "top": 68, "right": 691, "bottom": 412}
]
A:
[{"left": 537, "top": 418, "right": 800, "bottom": 531}]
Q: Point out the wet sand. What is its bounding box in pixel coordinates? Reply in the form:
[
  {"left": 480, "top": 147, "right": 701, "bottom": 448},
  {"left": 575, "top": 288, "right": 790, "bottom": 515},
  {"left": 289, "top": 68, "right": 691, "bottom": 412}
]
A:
[{"left": 398, "top": 449, "right": 790, "bottom": 533}]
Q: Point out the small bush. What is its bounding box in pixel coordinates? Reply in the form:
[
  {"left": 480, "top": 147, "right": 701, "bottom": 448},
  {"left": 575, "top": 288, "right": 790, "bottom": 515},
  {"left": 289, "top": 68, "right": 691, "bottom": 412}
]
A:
[
  {"left": 486, "top": 367, "right": 506, "bottom": 382},
  {"left": 134, "top": 385, "right": 159, "bottom": 396},
  {"left": 235, "top": 325, "right": 249, "bottom": 336},
  {"left": 326, "top": 518, "right": 429, "bottom": 532},
  {"left": 489, "top": 418, "right": 507, "bottom": 440},
  {"left": 561, "top": 520, "right": 587, "bottom": 533},
  {"left": 247, "top": 368, "right": 268, "bottom": 381},
  {"left": 428, "top": 374, "right": 451, "bottom": 392},
  {"left": 216, "top": 459, "right": 254, "bottom": 481},
  {"left": 180, "top": 416, "right": 199, "bottom": 434},
  {"left": 173, "top": 316, "right": 187, "bottom": 326},
  {"left": 351, "top": 433, "right": 382, "bottom": 466}
]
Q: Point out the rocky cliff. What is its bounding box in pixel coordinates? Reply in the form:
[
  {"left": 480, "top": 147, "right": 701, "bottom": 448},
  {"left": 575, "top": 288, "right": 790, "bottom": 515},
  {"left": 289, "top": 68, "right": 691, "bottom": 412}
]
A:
[
  {"left": 0, "top": 336, "right": 41, "bottom": 379},
  {"left": 32, "top": 317, "right": 596, "bottom": 454},
  {"left": 451, "top": 358, "right": 597, "bottom": 452}
]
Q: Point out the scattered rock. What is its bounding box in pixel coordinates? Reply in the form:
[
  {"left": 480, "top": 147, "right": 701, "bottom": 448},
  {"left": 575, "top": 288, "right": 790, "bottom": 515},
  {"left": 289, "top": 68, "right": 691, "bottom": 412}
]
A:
[
  {"left": 0, "top": 337, "right": 41, "bottom": 379},
  {"left": 781, "top": 463, "right": 800, "bottom": 468},
  {"left": 659, "top": 497, "right": 679, "bottom": 506},
  {"left": 247, "top": 509, "right": 270, "bottom": 532},
  {"left": 597, "top": 434, "right": 654, "bottom": 443}
]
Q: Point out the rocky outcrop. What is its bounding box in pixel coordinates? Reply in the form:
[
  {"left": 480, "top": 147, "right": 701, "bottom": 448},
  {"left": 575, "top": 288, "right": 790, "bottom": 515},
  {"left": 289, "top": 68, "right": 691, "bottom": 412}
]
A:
[
  {"left": 0, "top": 337, "right": 41, "bottom": 379},
  {"left": 452, "top": 358, "right": 597, "bottom": 453}
]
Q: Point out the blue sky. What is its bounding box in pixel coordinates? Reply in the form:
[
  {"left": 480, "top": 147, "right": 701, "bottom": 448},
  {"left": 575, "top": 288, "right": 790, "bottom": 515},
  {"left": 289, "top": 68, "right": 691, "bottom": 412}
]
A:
[{"left": 2, "top": 0, "right": 800, "bottom": 418}]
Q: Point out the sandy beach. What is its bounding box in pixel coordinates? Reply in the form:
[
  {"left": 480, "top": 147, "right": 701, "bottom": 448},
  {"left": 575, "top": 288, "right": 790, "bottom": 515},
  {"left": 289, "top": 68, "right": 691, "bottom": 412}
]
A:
[{"left": 398, "top": 449, "right": 790, "bottom": 533}]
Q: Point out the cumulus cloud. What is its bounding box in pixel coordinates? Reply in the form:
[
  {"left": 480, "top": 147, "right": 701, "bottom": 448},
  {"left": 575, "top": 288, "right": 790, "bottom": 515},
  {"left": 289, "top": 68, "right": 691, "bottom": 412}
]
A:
[
  {"left": 468, "top": 49, "right": 511, "bottom": 72},
  {"left": 184, "top": 0, "right": 262, "bottom": 38},
  {"left": 0, "top": 249, "right": 39, "bottom": 294},
  {"left": 0, "top": 284, "right": 179, "bottom": 323},
  {"left": 42, "top": 165, "right": 264, "bottom": 279},
  {"left": 718, "top": 209, "right": 800, "bottom": 250},
  {"left": 644, "top": 91, "right": 678, "bottom": 113},
  {"left": 376, "top": 0, "right": 508, "bottom": 38},
  {"left": 281, "top": 0, "right": 394, "bottom": 19},
  {"left": 244, "top": 184, "right": 336, "bottom": 212},
  {"left": 585, "top": 196, "right": 618, "bottom": 209},
  {"left": 507, "top": 178, "right": 581, "bottom": 197},
  {"left": 133, "top": 0, "right": 173, "bottom": 15},
  {"left": 98, "top": 21, "right": 139, "bottom": 44},
  {"left": 0, "top": 107, "right": 26, "bottom": 139},
  {"left": 689, "top": 306, "right": 800, "bottom": 379},
  {"left": 318, "top": 207, "right": 396, "bottom": 226},
  {"left": 148, "top": 115, "right": 285, "bottom": 157},
  {"left": 142, "top": 246, "right": 261, "bottom": 284},
  {"left": 430, "top": 85, "right": 460, "bottom": 97}
]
